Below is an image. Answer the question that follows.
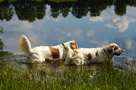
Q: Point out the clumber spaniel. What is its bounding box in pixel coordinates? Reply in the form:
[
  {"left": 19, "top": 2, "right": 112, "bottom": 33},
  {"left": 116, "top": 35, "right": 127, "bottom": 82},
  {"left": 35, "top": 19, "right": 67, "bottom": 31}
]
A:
[
  {"left": 18, "top": 35, "right": 78, "bottom": 63},
  {"left": 65, "top": 44, "right": 124, "bottom": 65}
]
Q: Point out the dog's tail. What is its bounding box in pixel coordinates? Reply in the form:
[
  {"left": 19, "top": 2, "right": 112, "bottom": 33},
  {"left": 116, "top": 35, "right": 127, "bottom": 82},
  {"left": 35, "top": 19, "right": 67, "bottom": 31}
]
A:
[{"left": 18, "top": 35, "right": 32, "bottom": 54}]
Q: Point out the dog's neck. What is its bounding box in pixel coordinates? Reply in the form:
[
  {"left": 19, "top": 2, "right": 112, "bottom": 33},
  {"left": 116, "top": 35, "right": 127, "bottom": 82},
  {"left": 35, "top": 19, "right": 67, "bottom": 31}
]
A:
[
  {"left": 103, "top": 48, "right": 114, "bottom": 62},
  {"left": 61, "top": 43, "right": 67, "bottom": 50}
]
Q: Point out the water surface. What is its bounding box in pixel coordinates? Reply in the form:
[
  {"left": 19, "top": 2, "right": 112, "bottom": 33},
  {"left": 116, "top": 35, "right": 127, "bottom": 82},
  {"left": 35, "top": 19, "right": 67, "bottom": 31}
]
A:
[{"left": 0, "top": 0, "right": 136, "bottom": 71}]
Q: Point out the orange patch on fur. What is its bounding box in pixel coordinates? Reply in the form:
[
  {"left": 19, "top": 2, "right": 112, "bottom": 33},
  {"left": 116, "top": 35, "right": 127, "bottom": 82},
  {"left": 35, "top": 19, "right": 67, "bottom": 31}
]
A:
[
  {"left": 111, "top": 45, "right": 119, "bottom": 50},
  {"left": 70, "top": 41, "right": 78, "bottom": 50},
  {"left": 107, "top": 45, "right": 119, "bottom": 54},
  {"left": 48, "top": 47, "right": 60, "bottom": 59}
]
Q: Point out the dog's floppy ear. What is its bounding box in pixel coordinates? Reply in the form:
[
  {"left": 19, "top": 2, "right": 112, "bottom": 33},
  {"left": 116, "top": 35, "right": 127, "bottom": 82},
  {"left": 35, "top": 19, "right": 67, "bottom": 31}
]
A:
[
  {"left": 18, "top": 35, "right": 33, "bottom": 54},
  {"left": 71, "top": 40, "right": 78, "bottom": 49},
  {"left": 107, "top": 44, "right": 119, "bottom": 54},
  {"left": 107, "top": 45, "right": 114, "bottom": 54}
]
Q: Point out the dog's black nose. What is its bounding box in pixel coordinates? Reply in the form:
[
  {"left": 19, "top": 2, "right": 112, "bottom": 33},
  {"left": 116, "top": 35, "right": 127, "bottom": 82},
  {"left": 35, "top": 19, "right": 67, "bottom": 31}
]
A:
[{"left": 121, "top": 49, "right": 125, "bottom": 52}]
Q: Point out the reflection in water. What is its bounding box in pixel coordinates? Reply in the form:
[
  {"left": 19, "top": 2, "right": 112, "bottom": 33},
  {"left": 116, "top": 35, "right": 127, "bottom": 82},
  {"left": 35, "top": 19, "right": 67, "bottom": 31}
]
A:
[
  {"left": 6, "top": 59, "right": 102, "bottom": 82},
  {"left": 0, "top": 0, "right": 136, "bottom": 80},
  {"left": 0, "top": 0, "right": 136, "bottom": 22},
  {"left": 4, "top": 57, "right": 135, "bottom": 82},
  {"left": 0, "top": 1, "right": 14, "bottom": 21},
  {"left": 0, "top": 52, "right": 134, "bottom": 82}
]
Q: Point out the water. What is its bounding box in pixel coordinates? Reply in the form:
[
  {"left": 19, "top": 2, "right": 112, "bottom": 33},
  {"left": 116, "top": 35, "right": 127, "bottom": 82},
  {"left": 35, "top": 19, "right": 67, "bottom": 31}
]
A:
[{"left": 0, "top": 0, "right": 136, "bottom": 72}]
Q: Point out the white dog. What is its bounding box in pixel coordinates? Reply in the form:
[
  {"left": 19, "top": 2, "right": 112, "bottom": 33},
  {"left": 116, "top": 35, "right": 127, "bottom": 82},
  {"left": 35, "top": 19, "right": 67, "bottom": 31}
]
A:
[
  {"left": 18, "top": 35, "right": 78, "bottom": 63},
  {"left": 65, "top": 43, "right": 124, "bottom": 65}
]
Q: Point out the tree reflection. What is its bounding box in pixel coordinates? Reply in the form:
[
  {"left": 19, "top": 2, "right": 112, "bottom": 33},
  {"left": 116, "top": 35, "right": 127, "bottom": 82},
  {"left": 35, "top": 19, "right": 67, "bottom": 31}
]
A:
[
  {"left": 88, "top": 0, "right": 107, "bottom": 17},
  {"left": 72, "top": 0, "right": 88, "bottom": 18},
  {"left": 13, "top": 0, "right": 46, "bottom": 22},
  {"left": 0, "top": 0, "right": 136, "bottom": 22},
  {"left": 114, "top": 0, "right": 127, "bottom": 16},
  {"left": 0, "top": 1, "right": 14, "bottom": 21}
]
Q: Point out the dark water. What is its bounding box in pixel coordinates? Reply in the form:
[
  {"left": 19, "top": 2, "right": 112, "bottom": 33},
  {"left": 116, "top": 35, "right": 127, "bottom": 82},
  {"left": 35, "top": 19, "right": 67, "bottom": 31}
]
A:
[{"left": 0, "top": 0, "right": 136, "bottom": 74}]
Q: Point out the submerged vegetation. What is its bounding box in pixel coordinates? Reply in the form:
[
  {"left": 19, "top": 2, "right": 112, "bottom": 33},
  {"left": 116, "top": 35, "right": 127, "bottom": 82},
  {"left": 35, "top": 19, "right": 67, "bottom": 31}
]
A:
[{"left": 0, "top": 61, "right": 136, "bottom": 89}]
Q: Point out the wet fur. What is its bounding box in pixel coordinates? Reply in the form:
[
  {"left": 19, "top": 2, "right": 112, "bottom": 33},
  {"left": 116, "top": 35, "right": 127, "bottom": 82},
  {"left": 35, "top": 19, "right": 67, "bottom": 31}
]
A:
[
  {"left": 65, "top": 44, "right": 123, "bottom": 65},
  {"left": 18, "top": 35, "right": 78, "bottom": 63}
]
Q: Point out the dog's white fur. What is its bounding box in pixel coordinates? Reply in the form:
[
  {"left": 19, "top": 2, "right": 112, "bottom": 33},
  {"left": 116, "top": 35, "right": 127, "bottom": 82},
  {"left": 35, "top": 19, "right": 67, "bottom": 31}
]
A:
[
  {"left": 65, "top": 44, "right": 123, "bottom": 65},
  {"left": 18, "top": 35, "right": 78, "bottom": 63}
]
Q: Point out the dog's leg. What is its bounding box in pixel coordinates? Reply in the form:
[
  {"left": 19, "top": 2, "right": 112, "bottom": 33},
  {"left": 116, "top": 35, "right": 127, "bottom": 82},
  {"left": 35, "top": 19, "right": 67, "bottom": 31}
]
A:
[
  {"left": 64, "top": 46, "right": 74, "bottom": 65},
  {"left": 72, "top": 55, "right": 84, "bottom": 65},
  {"left": 64, "top": 58, "right": 71, "bottom": 65}
]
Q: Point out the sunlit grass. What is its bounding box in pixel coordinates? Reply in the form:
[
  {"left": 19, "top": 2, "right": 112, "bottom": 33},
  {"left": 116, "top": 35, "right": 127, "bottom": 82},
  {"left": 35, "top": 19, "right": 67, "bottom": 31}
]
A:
[{"left": 0, "top": 62, "right": 136, "bottom": 89}]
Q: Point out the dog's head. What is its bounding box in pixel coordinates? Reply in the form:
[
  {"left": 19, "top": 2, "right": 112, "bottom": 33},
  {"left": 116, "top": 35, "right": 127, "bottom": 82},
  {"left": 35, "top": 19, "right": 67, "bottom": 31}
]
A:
[
  {"left": 64, "top": 40, "right": 78, "bottom": 50},
  {"left": 104, "top": 43, "right": 124, "bottom": 56}
]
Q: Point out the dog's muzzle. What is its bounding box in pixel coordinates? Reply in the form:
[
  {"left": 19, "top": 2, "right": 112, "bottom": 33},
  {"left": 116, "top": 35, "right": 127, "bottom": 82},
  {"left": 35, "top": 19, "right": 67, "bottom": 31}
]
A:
[{"left": 114, "top": 49, "right": 124, "bottom": 56}]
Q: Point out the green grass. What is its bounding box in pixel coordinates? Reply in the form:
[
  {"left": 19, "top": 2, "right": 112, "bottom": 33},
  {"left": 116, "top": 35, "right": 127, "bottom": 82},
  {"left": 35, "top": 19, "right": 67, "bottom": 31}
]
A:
[{"left": 0, "top": 63, "right": 136, "bottom": 90}]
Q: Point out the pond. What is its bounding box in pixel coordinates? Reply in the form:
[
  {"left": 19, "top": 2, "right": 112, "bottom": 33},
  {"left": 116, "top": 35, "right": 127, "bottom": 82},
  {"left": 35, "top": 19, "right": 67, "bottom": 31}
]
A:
[{"left": 0, "top": 0, "right": 136, "bottom": 74}]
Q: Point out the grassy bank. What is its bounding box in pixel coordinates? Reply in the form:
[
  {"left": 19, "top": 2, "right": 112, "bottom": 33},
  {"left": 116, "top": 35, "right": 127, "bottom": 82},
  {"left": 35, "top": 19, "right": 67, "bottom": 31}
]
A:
[{"left": 0, "top": 63, "right": 136, "bottom": 90}]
